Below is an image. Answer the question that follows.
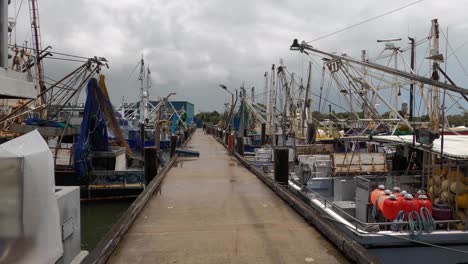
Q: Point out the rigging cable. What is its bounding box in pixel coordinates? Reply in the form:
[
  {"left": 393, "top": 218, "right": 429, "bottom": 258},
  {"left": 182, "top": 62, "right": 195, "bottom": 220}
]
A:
[{"left": 307, "top": 0, "right": 425, "bottom": 43}]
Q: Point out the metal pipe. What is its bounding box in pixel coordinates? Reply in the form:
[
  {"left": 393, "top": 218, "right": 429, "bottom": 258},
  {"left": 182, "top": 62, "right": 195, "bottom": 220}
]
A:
[{"left": 292, "top": 40, "right": 468, "bottom": 95}]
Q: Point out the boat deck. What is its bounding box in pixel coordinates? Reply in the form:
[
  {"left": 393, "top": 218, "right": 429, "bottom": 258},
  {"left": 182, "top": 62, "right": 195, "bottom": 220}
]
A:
[{"left": 108, "top": 130, "right": 347, "bottom": 263}]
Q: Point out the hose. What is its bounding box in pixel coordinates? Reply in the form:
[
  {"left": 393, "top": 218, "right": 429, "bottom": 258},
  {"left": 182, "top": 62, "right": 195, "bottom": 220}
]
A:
[
  {"left": 408, "top": 211, "right": 423, "bottom": 240},
  {"left": 391, "top": 210, "right": 405, "bottom": 231},
  {"left": 420, "top": 207, "right": 436, "bottom": 233}
]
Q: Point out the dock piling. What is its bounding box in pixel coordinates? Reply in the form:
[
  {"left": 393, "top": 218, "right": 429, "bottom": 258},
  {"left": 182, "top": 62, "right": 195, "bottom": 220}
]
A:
[
  {"left": 274, "top": 147, "right": 289, "bottom": 184},
  {"left": 144, "top": 147, "right": 158, "bottom": 186},
  {"left": 170, "top": 135, "right": 178, "bottom": 158}
]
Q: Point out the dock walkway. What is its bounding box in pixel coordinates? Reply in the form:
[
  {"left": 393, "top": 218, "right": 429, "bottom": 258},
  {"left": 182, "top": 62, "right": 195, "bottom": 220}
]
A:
[{"left": 109, "top": 130, "right": 347, "bottom": 263}]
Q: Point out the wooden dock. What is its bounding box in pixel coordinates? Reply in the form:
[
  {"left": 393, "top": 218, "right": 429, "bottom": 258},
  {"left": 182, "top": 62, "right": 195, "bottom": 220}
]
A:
[{"left": 105, "top": 130, "right": 347, "bottom": 263}]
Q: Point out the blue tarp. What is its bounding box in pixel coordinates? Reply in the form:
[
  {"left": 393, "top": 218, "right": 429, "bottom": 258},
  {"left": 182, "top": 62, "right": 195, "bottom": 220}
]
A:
[{"left": 74, "top": 78, "right": 110, "bottom": 178}]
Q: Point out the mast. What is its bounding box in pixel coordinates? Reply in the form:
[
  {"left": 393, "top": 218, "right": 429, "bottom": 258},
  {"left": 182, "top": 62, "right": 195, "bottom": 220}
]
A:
[
  {"left": 138, "top": 55, "right": 146, "bottom": 150},
  {"left": 430, "top": 19, "right": 441, "bottom": 133},
  {"left": 264, "top": 72, "right": 270, "bottom": 135},
  {"left": 361, "top": 50, "right": 369, "bottom": 118},
  {"left": 0, "top": 1, "right": 8, "bottom": 68},
  {"left": 303, "top": 61, "right": 312, "bottom": 141},
  {"left": 409, "top": 37, "right": 415, "bottom": 146},
  {"left": 270, "top": 64, "right": 276, "bottom": 149},
  {"left": 29, "top": 0, "right": 46, "bottom": 117},
  {"left": 146, "top": 66, "right": 151, "bottom": 100},
  {"left": 139, "top": 55, "right": 146, "bottom": 124}
]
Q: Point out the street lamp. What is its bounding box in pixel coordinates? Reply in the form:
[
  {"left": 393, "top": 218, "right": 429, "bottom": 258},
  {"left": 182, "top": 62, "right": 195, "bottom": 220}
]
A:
[
  {"left": 219, "top": 84, "right": 237, "bottom": 130},
  {"left": 290, "top": 39, "right": 309, "bottom": 54},
  {"left": 290, "top": 39, "right": 301, "bottom": 50}
]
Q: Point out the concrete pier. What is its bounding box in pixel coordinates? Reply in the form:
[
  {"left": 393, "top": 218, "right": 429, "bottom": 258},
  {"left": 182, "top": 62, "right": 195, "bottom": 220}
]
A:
[{"left": 109, "top": 130, "right": 347, "bottom": 263}]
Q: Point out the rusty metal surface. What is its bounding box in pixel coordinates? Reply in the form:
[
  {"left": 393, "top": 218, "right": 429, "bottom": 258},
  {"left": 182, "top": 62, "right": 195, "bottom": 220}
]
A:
[{"left": 108, "top": 130, "right": 348, "bottom": 264}]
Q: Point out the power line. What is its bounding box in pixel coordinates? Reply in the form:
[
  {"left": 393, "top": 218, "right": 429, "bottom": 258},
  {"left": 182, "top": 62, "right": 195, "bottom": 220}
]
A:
[{"left": 307, "top": 0, "right": 425, "bottom": 43}]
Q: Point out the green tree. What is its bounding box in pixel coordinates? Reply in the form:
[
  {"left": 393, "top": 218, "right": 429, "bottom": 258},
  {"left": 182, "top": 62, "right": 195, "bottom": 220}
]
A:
[{"left": 195, "top": 111, "right": 222, "bottom": 126}]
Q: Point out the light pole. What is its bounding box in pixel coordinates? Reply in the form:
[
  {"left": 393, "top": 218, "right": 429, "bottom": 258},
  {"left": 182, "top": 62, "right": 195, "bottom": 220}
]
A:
[
  {"left": 218, "top": 84, "right": 237, "bottom": 132},
  {"left": 219, "top": 84, "right": 234, "bottom": 111}
]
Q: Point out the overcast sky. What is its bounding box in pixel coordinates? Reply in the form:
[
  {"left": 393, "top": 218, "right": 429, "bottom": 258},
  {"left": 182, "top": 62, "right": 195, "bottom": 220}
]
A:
[{"left": 9, "top": 0, "right": 468, "bottom": 113}]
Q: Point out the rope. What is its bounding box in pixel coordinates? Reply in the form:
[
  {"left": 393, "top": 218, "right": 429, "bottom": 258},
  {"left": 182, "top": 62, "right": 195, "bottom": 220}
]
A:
[
  {"left": 306, "top": 0, "right": 424, "bottom": 43},
  {"left": 391, "top": 210, "right": 405, "bottom": 231},
  {"left": 408, "top": 211, "right": 423, "bottom": 240},
  {"left": 420, "top": 207, "right": 436, "bottom": 233}
]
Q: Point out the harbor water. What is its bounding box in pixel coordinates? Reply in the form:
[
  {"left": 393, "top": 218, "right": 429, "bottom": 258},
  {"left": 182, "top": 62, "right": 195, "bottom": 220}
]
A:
[{"left": 81, "top": 200, "right": 134, "bottom": 251}]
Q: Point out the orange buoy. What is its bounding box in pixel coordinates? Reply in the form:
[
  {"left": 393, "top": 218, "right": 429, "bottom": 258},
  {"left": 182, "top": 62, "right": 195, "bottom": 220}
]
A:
[
  {"left": 371, "top": 185, "right": 385, "bottom": 205},
  {"left": 382, "top": 194, "right": 402, "bottom": 221},
  {"left": 377, "top": 189, "right": 392, "bottom": 212},
  {"left": 401, "top": 194, "right": 417, "bottom": 219},
  {"left": 417, "top": 195, "right": 432, "bottom": 214},
  {"left": 397, "top": 190, "right": 408, "bottom": 201},
  {"left": 414, "top": 190, "right": 425, "bottom": 199}
]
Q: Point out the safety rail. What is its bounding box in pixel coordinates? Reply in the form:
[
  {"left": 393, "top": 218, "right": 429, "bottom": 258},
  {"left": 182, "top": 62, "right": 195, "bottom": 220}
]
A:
[{"left": 289, "top": 178, "right": 462, "bottom": 233}]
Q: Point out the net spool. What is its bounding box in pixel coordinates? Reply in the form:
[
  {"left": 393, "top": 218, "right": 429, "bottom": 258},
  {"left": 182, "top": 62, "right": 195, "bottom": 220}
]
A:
[{"left": 371, "top": 185, "right": 385, "bottom": 205}]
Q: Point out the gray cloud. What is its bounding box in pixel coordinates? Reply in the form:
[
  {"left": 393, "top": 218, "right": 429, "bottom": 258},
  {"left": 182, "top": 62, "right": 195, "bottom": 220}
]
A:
[{"left": 8, "top": 0, "right": 468, "bottom": 113}]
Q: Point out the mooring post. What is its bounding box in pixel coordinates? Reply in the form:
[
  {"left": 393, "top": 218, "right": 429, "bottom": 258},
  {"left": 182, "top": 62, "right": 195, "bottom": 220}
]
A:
[
  {"left": 144, "top": 147, "right": 158, "bottom": 186},
  {"left": 224, "top": 131, "right": 229, "bottom": 145},
  {"left": 274, "top": 147, "right": 289, "bottom": 184},
  {"left": 228, "top": 133, "right": 234, "bottom": 154},
  {"left": 170, "top": 135, "right": 178, "bottom": 158},
  {"left": 237, "top": 136, "right": 244, "bottom": 156},
  {"left": 261, "top": 123, "right": 266, "bottom": 145}
]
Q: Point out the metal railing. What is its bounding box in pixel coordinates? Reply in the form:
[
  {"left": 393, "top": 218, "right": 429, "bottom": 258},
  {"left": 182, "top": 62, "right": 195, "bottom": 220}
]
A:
[{"left": 289, "top": 177, "right": 461, "bottom": 233}]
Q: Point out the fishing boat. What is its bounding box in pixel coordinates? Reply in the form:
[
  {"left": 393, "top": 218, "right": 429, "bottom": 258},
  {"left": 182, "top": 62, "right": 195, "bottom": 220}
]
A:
[{"left": 210, "top": 18, "right": 468, "bottom": 263}]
